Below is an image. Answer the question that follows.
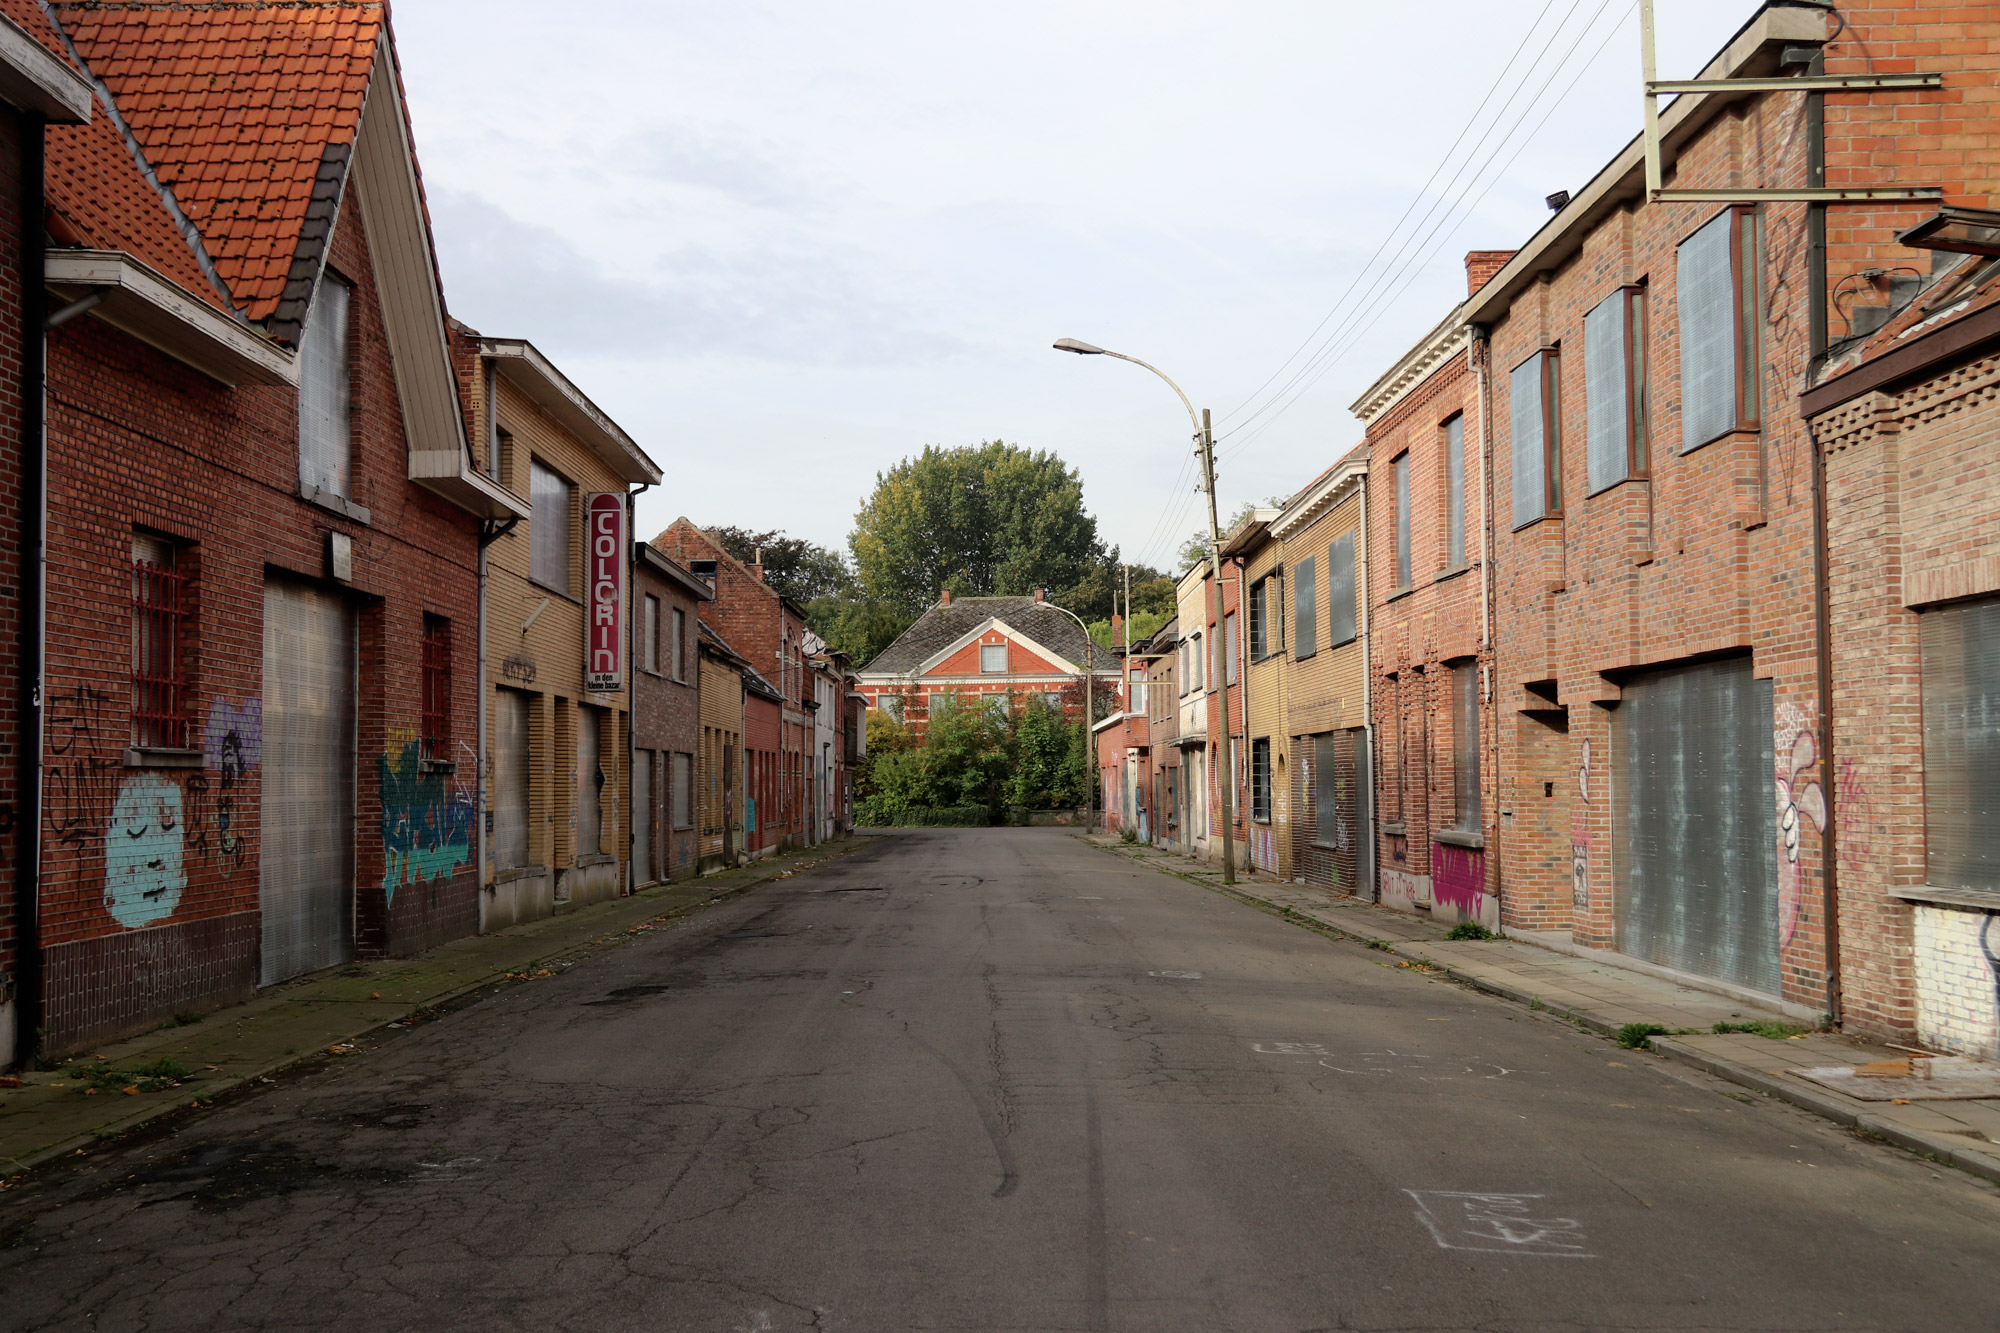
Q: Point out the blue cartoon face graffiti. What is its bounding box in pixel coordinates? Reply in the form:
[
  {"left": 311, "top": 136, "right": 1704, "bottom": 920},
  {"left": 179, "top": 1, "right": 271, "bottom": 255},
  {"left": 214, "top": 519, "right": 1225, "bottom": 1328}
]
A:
[{"left": 105, "top": 772, "right": 185, "bottom": 928}]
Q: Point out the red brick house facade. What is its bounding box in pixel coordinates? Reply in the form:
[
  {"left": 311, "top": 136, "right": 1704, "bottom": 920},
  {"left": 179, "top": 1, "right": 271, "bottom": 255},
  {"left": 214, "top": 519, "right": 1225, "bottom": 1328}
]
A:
[
  {"left": 15, "top": 6, "right": 518, "bottom": 1056},
  {"left": 631, "top": 545, "right": 710, "bottom": 885}
]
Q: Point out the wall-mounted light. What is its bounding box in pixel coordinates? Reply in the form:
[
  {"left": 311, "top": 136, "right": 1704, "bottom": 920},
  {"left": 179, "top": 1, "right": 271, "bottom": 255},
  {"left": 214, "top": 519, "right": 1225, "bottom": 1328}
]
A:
[{"left": 1896, "top": 206, "right": 2000, "bottom": 257}]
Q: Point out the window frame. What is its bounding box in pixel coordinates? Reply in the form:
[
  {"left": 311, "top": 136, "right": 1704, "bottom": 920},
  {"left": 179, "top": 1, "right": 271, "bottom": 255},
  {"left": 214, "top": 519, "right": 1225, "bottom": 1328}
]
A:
[
  {"left": 1326, "top": 531, "right": 1357, "bottom": 649},
  {"left": 1585, "top": 284, "right": 1650, "bottom": 495},
  {"left": 979, "top": 642, "right": 1009, "bottom": 674},
  {"left": 130, "top": 533, "right": 190, "bottom": 750},
  {"left": 529, "top": 458, "right": 574, "bottom": 595},
  {"left": 1249, "top": 577, "right": 1267, "bottom": 660},
  {"left": 1443, "top": 416, "right": 1467, "bottom": 569},
  {"left": 1250, "top": 737, "right": 1272, "bottom": 824},
  {"left": 297, "top": 273, "right": 353, "bottom": 499},
  {"left": 1393, "top": 449, "right": 1413, "bottom": 587},
  {"left": 1224, "top": 610, "right": 1238, "bottom": 684},
  {"left": 1678, "top": 206, "right": 1762, "bottom": 454},
  {"left": 1919, "top": 593, "right": 2000, "bottom": 893},
  {"left": 672, "top": 607, "right": 687, "bottom": 682},
  {"left": 420, "top": 614, "right": 451, "bottom": 765},
  {"left": 643, "top": 594, "right": 661, "bottom": 674},
  {"left": 1293, "top": 556, "right": 1319, "bottom": 660},
  {"left": 1509, "top": 347, "right": 1563, "bottom": 529},
  {"left": 1451, "top": 660, "right": 1482, "bottom": 834}
]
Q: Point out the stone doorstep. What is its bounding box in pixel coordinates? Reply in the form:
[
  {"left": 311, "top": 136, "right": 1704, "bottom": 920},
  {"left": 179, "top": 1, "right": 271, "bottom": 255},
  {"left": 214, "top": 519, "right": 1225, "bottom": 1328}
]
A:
[
  {"left": 1084, "top": 834, "right": 2000, "bottom": 1188},
  {"left": 0, "top": 839, "right": 875, "bottom": 1176}
]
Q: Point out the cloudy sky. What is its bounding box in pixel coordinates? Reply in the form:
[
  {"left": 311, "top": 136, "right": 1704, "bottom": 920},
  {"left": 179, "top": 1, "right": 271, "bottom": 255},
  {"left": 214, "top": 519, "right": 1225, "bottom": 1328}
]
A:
[{"left": 394, "top": 0, "right": 1760, "bottom": 572}]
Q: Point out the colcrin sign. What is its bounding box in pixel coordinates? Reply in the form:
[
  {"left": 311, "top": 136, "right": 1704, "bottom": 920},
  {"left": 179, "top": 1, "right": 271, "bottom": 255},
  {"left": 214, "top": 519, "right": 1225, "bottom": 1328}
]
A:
[{"left": 585, "top": 492, "right": 625, "bottom": 693}]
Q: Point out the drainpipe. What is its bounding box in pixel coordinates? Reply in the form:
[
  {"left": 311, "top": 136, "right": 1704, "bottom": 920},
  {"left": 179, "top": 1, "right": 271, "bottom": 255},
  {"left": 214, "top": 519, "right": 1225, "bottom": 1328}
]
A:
[
  {"left": 1471, "top": 325, "right": 1500, "bottom": 916},
  {"left": 475, "top": 510, "right": 488, "bottom": 927},
  {"left": 13, "top": 117, "right": 48, "bottom": 1067},
  {"left": 626, "top": 483, "right": 647, "bottom": 891},
  {"left": 1356, "top": 465, "right": 1374, "bottom": 901}
]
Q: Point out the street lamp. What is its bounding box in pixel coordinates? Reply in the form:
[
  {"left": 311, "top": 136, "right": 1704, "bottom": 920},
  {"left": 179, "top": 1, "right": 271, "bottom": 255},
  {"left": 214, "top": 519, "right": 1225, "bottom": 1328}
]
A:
[
  {"left": 1053, "top": 338, "right": 1236, "bottom": 884},
  {"left": 1038, "top": 598, "right": 1098, "bottom": 833}
]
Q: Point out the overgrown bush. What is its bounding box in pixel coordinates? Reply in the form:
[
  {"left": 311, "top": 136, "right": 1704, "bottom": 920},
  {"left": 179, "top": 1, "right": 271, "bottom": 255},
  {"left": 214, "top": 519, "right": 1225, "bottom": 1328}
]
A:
[
  {"left": 855, "top": 688, "right": 1090, "bottom": 819},
  {"left": 855, "top": 800, "right": 991, "bottom": 827}
]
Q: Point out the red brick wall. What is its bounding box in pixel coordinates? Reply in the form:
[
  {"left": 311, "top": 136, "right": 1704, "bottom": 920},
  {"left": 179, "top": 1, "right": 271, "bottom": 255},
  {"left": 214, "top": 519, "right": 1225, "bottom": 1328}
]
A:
[
  {"left": 631, "top": 560, "right": 702, "bottom": 882},
  {"left": 36, "top": 195, "right": 481, "bottom": 1051},
  {"left": 0, "top": 109, "right": 24, "bottom": 1065}
]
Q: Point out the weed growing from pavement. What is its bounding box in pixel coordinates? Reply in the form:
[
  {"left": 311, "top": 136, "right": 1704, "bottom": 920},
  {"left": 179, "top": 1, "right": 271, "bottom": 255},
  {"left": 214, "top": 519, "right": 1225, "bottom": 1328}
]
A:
[
  {"left": 72, "top": 1058, "right": 192, "bottom": 1095},
  {"left": 1529, "top": 995, "right": 1547, "bottom": 1011},
  {"left": 1616, "top": 1023, "right": 1670, "bottom": 1049},
  {"left": 1712, "top": 1020, "right": 1809, "bottom": 1039},
  {"left": 161, "top": 1011, "right": 205, "bottom": 1029},
  {"left": 1443, "top": 922, "right": 1496, "bottom": 941}
]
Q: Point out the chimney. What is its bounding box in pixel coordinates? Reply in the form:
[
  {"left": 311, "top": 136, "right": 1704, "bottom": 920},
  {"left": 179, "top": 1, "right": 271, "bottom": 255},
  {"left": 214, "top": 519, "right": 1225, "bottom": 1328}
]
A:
[
  {"left": 1033, "top": 587, "right": 1045, "bottom": 603},
  {"left": 940, "top": 588, "right": 951, "bottom": 605},
  {"left": 1465, "top": 250, "right": 1518, "bottom": 297},
  {"left": 747, "top": 547, "right": 764, "bottom": 582}
]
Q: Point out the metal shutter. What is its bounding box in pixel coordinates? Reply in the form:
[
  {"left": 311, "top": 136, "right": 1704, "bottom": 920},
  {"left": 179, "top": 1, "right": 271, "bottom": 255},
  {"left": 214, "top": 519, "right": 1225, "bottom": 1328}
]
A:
[
  {"left": 1327, "top": 533, "right": 1356, "bottom": 646},
  {"left": 1922, "top": 595, "right": 2000, "bottom": 891},
  {"left": 1613, "top": 657, "right": 1778, "bottom": 994},
  {"left": 493, "top": 690, "right": 530, "bottom": 869},
  {"left": 260, "top": 580, "right": 356, "bottom": 984},
  {"left": 1678, "top": 210, "right": 1737, "bottom": 451},
  {"left": 633, "top": 748, "right": 652, "bottom": 883},
  {"left": 1585, "top": 289, "right": 1629, "bottom": 493}
]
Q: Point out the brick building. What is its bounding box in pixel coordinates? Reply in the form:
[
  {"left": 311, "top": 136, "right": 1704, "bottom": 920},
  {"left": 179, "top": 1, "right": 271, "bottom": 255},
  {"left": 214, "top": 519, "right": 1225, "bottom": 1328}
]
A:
[
  {"left": 1806, "top": 221, "right": 2000, "bottom": 1053},
  {"left": 696, "top": 624, "right": 746, "bottom": 870},
  {"left": 653, "top": 519, "right": 822, "bottom": 851},
  {"left": 631, "top": 544, "right": 711, "bottom": 885},
  {"left": 0, "top": 7, "right": 95, "bottom": 1070},
  {"left": 458, "top": 332, "right": 659, "bottom": 932},
  {"left": 1092, "top": 619, "right": 1152, "bottom": 837},
  {"left": 20, "top": 6, "right": 521, "bottom": 1055},
  {"left": 1138, "top": 620, "right": 1181, "bottom": 850},
  {"left": 855, "top": 590, "right": 1115, "bottom": 732},
  {"left": 1219, "top": 510, "right": 1287, "bottom": 876}
]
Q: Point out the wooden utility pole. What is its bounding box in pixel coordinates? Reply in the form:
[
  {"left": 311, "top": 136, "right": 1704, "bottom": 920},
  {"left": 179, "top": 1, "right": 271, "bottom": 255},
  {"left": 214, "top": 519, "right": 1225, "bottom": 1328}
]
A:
[{"left": 1199, "top": 409, "right": 1235, "bottom": 884}]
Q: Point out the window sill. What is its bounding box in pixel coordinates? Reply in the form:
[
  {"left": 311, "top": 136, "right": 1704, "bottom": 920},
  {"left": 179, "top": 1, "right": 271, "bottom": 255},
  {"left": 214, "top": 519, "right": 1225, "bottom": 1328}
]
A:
[
  {"left": 672, "top": 823, "right": 694, "bottom": 833},
  {"left": 1889, "top": 884, "right": 2000, "bottom": 912},
  {"left": 1385, "top": 585, "right": 1415, "bottom": 603},
  {"left": 298, "top": 482, "right": 371, "bottom": 525},
  {"left": 1586, "top": 473, "right": 1650, "bottom": 501},
  {"left": 125, "top": 746, "right": 202, "bottom": 769},
  {"left": 1381, "top": 822, "right": 1407, "bottom": 837},
  {"left": 1433, "top": 564, "right": 1472, "bottom": 584},
  {"left": 1511, "top": 512, "right": 1563, "bottom": 534},
  {"left": 528, "top": 577, "right": 581, "bottom": 604},
  {"left": 1683, "top": 425, "right": 1761, "bottom": 457},
  {"left": 492, "top": 866, "right": 546, "bottom": 885},
  {"left": 1434, "top": 828, "right": 1485, "bottom": 850},
  {"left": 575, "top": 852, "right": 616, "bottom": 868}
]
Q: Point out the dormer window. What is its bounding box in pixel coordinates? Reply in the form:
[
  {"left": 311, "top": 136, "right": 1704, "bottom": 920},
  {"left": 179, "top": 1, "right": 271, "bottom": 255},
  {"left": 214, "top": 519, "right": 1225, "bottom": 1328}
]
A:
[{"left": 299, "top": 275, "right": 352, "bottom": 498}]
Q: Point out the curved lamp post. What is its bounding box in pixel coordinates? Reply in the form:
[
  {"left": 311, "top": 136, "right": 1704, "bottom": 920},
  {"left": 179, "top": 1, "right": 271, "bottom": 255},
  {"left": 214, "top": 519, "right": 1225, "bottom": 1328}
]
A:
[
  {"left": 1038, "top": 598, "right": 1098, "bottom": 832},
  {"left": 1053, "top": 338, "right": 1235, "bottom": 883}
]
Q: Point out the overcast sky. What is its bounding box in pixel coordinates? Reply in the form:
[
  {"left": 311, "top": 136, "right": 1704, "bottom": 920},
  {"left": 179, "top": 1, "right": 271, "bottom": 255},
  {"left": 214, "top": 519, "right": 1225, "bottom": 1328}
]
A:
[{"left": 395, "top": 0, "right": 1760, "bottom": 573}]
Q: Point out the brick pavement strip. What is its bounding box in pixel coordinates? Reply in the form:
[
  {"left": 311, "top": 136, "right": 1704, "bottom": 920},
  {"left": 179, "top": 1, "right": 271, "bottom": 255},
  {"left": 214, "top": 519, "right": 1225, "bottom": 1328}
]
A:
[
  {"left": 0, "top": 838, "right": 876, "bottom": 1175},
  {"left": 1081, "top": 832, "right": 2000, "bottom": 1188}
]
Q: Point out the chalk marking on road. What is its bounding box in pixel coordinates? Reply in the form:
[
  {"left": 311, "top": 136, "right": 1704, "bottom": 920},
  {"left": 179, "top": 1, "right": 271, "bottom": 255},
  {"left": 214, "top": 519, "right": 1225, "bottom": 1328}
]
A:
[
  {"left": 1252, "top": 1042, "right": 1331, "bottom": 1056},
  {"left": 1405, "top": 1191, "right": 1596, "bottom": 1257},
  {"left": 1148, "top": 970, "right": 1202, "bottom": 979},
  {"left": 1315, "top": 1050, "right": 1516, "bottom": 1080},
  {"left": 1076, "top": 896, "right": 1104, "bottom": 900}
]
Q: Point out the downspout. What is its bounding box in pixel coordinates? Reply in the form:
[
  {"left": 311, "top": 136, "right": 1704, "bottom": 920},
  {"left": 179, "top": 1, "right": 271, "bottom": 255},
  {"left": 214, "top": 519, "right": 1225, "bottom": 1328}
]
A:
[
  {"left": 13, "top": 115, "right": 46, "bottom": 1066},
  {"left": 1804, "top": 57, "right": 1841, "bottom": 1025},
  {"left": 1232, "top": 554, "right": 1247, "bottom": 847},
  {"left": 1471, "top": 326, "right": 1500, "bottom": 916},
  {"left": 1356, "top": 466, "right": 1374, "bottom": 901},
  {"left": 626, "top": 483, "right": 647, "bottom": 891},
  {"left": 475, "top": 514, "right": 487, "bottom": 927}
]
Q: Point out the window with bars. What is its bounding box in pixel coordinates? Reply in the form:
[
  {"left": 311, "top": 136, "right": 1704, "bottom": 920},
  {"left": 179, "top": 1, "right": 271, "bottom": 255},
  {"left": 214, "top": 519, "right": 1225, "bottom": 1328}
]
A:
[
  {"left": 1510, "top": 348, "right": 1562, "bottom": 527},
  {"left": 421, "top": 615, "right": 451, "bottom": 764},
  {"left": 1249, "top": 575, "right": 1284, "bottom": 660},
  {"left": 1678, "top": 207, "right": 1760, "bottom": 452},
  {"left": 1586, "top": 285, "right": 1649, "bottom": 493},
  {"left": 1250, "top": 738, "right": 1272, "bottom": 823},
  {"left": 130, "top": 534, "right": 189, "bottom": 749}
]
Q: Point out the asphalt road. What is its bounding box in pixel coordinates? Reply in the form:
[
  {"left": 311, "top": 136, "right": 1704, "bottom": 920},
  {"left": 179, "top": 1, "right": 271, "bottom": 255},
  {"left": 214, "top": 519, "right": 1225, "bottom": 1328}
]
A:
[{"left": 4, "top": 828, "right": 1999, "bottom": 1332}]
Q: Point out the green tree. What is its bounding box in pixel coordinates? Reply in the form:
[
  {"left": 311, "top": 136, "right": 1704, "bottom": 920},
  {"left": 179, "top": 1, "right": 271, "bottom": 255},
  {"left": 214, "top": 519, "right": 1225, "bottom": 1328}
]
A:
[
  {"left": 1177, "top": 499, "right": 1287, "bottom": 570},
  {"left": 1006, "top": 694, "right": 1087, "bottom": 811},
  {"left": 850, "top": 442, "right": 1112, "bottom": 616},
  {"left": 706, "top": 526, "right": 855, "bottom": 605}
]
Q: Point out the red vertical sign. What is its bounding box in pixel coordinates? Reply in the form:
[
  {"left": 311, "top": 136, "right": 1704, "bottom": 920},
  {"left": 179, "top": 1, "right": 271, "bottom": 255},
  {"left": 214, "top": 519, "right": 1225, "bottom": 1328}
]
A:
[{"left": 585, "top": 492, "right": 625, "bottom": 692}]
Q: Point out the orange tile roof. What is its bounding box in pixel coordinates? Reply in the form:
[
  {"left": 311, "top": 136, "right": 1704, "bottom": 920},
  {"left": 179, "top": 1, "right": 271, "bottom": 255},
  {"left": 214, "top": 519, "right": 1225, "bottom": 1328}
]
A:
[
  {"left": 0, "top": 0, "right": 229, "bottom": 312},
  {"left": 48, "top": 2, "right": 384, "bottom": 323}
]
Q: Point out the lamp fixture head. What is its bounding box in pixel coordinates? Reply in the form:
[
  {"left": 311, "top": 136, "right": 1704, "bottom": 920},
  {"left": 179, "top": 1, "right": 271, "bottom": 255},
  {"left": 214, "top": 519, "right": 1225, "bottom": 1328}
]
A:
[{"left": 1053, "top": 338, "right": 1105, "bottom": 355}]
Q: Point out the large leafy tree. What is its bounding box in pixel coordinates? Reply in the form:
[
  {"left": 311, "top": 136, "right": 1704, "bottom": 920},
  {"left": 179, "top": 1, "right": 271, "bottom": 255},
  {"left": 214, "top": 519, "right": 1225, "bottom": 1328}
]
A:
[
  {"left": 707, "top": 526, "right": 855, "bottom": 605},
  {"left": 850, "top": 442, "right": 1114, "bottom": 617}
]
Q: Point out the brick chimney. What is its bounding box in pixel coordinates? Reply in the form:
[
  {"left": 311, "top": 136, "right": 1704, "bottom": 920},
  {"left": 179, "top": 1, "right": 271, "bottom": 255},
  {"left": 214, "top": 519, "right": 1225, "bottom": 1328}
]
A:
[
  {"left": 1033, "top": 587, "right": 1045, "bottom": 603},
  {"left": 747, "top": 547, "right": 764, "bottom": 581},
  {"left": 1465, "top": 250, "right": 1517, "bottom": 297},
  {"left": 940, "top": 588, "right": 951, "bottom": 605}
]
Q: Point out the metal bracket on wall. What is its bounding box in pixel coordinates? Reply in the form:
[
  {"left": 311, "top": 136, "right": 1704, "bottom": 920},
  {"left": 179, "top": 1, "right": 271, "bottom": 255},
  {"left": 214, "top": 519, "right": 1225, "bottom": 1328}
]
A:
[
  {"left": 479, "top": 515, "right": 520, "bottom": 547},
  {"left": 1639, "top": 0, "right": 1943, "bottom": 203}
]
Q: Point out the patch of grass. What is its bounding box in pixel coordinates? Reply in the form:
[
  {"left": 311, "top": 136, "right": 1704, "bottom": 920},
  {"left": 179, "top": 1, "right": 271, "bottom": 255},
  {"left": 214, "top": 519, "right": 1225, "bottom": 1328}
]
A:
[
  {"left": 162, "top": 1010, "right": 205, "bottom": 1028},
  {"left": 1529, "top": 995, "right": 1546, "bottom": 1011},
  {"left": 1365, "top": 938, "right": 1394, "bottom": 952},
  {"left": 1443, "top": 922, "right": 1495, "bottom": 941},
  {"left": 73, "top": 1056, "right": 192, "bottom": 1095},
  {"left": 1712, "top": 1020, "right": 1809, "bottom": 1039},
  {"left": 1616, "top": 1022, "right": 1670, "bottom": 1049}
]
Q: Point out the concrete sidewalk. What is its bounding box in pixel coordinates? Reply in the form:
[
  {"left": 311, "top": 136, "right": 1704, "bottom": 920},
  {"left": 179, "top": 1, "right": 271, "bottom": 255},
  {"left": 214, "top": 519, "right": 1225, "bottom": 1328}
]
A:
[
  {"left": 0, "top": 838, "right": 876, "bottom": 1175},
  {"left": 1085, "top": 832, "right": 2000, "bottom": 1187}
]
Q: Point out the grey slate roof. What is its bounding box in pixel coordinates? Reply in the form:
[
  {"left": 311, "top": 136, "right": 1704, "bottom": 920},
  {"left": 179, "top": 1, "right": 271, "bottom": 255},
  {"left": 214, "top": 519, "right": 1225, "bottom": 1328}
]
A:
[{"left": 861, "top": 596, "right": 1103, "bottom": 676}]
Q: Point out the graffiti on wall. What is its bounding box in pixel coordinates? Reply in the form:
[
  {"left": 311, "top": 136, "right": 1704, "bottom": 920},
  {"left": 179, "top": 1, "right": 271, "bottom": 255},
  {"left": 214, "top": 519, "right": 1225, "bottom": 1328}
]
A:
[
  {"left": 1571, "top": 740, "right": 1592, "bottom": 912},
  {"left": 45, "top": 685, "right": 117, "bottom": 859},
  {"left": 1774, "top": 705, "right": 1828, "bottom": 948},
  {"left": 104, "top": 772, "right": 185, "bottom": 928},
  {"left": 379, "top": 742, "right": 473, "bottom": 903},
  {"left": 1835, "top": 757, "right": 1873, "bottom": 875},
  {"left": 187, "top": 695, "right": 260, "bottom": 869},
  {"left": 1914, "top": 906, "right": 2000, "bottom": 1059},
  {"left": 1432, "top": 843, "right": 1484, "bottom": 918}
]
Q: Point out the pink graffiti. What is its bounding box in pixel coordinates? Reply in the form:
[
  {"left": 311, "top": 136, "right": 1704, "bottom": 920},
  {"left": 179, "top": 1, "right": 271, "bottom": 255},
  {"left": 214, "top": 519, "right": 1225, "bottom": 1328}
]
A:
[
  {"left": 1776, "top": 730, "right": 1828, "bottom": 948},
  {"left": 1835, "top": 757, "right": 1872, "bottom": 872},
  {"left": 1433, "top": 843, "right": 1484, "bottom": 918}
]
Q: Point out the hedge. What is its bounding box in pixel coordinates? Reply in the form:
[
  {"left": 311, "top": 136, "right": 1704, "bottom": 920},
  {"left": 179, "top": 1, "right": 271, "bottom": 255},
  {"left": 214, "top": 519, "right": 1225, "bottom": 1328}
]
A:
[{"left": 855, "top": 802, "right": 991, "bottom": 828}]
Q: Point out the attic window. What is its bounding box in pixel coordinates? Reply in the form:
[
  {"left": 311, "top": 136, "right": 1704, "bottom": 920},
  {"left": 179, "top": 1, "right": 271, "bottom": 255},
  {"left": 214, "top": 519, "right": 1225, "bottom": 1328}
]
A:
[
  {"left": 980, "top": 643, "right": 1008, "bottom": 674},
  {"left": 298, "top": 276, "right": 352, "bottom": 498}
]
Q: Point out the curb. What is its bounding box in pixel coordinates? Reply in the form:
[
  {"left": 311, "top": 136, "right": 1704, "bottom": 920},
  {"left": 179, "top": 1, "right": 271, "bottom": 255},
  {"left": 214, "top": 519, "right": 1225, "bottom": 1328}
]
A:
[
  {"left": 1081, "top": 834, "right": 2000, "bottom": 1189},
  {"left": 2, "top": 839, "right": 874, "bottom": 1177}
]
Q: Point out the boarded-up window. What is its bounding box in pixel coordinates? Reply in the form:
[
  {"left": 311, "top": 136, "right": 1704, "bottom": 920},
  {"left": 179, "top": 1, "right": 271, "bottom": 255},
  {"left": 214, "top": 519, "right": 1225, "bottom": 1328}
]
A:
[
  {"left": 298, "top": 277, "right": 352, "bottom": 497},
  {"left": 1444, "top": 416, "right": 1466, "bottom": 567},
  {"left": 1922, "top": 594, "right": 2000, "bottom": 892},
  {"left": 1452, "top": 661, "right": 1481, "bottom": 832},
  {"left": 1679, "top": 208, "right": 1759, "bottom": 451},
  {"left": 1586, "top": 286, "right": 1648, "bottom": 492},
  {"left": 1327, "top": 532, "right": 1356, "bottom": 647},
  {"left": 493, "top": 689, "right": 530, "bottom": 870},
  {"left": 672, "top": 607, "right": 687, "bottom": 681},
  {"left": 1225, "top": 611, "right": 1238, "bottom": 684},
  {"left": 1314, "top": 732, "right": 1340, "bottom": 847},
  {"left": 1393, "top": 451, "right": 1412, "bottom": 586},
  {"left": 1294, "top": 556, "right": 1318, "bottom": 659},
  {"left": 1510, "top": 349, "right": 1560, "bottom": 526},
  {"left": 577, "top": 705, "right": 604, "bottom": 857},
  {"left": 671, "top": 751, "right": 694, "bottom": 831},
  {"left": 531, "top": 460, "right": 572, "bottom": 592}
]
